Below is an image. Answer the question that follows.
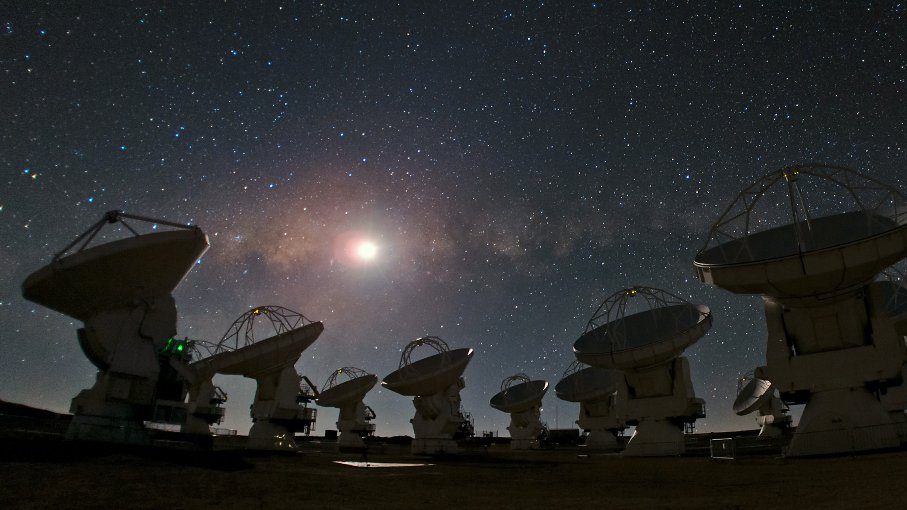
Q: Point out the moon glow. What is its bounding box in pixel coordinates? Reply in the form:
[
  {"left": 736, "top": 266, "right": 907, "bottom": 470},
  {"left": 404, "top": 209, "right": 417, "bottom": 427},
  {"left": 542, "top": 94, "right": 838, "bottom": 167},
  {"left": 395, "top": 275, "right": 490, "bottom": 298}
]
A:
[{"left": 355, "top": 240, "right": 378, "bottom": 261}]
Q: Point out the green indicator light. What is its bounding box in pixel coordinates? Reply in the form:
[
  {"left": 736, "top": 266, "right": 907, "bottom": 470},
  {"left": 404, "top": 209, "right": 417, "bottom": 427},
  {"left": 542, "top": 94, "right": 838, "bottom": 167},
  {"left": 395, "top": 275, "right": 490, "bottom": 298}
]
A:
[
  {"left": 161, "top": 336, "right": 189, "bottom": 356},
  {"left": 161, "top": 337, "right": 175, "bottom": 354}
]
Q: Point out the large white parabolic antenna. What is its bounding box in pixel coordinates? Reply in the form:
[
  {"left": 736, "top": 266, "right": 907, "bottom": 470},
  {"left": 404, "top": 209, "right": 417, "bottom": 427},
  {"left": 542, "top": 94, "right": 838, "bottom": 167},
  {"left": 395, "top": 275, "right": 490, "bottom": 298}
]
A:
[
  {"left": 317, "top": 367, "right": 378, "bottom": 448},
  {"left": 555, "top": 361, "right": 628, "bottom": 450},
  {"left": 21, "top": 211, "right": 208, "bottom": 445},
  {"left": 490, "top": 374, "right": 548, "bottom": 450},
  {"left": 694, "top": 164, "right": 907, "bottom": 456},
  {"left": 22, "top": 212, "right": 207, "bottom": 322},
  {"left": 188, "top": 306, "right": 323, "bottom": 450},
  {"left": 733, "top": 375, "right": 791, "bottom": 438},
  {"left": 382, "top": 336, "right": 474, "bottom": 454},
  {"left": 574, "top": 286, "right": 710, "bottom": 456}
]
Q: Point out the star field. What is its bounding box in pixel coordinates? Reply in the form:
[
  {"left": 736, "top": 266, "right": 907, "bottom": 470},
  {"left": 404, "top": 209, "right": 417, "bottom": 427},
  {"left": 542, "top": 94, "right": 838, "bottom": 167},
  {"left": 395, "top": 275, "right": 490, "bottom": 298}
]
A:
[{"left": 2, "top": 2, "right": 907, "bottom": 436}]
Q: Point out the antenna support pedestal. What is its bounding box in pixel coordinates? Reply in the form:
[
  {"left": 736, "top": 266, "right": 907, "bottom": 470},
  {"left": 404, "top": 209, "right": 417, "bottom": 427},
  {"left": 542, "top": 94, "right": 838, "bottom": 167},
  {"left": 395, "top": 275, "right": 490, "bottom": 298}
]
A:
[
  {"left": 181, "top": 377, "right": 225, "bottom": 435},
  {"left": 65, "top": 295, "right": 178, "bottom": 445},
  {"left": 581, "top": 427, "right": 621, "bottom": 450},
  {"left": 576, "top": 395, "right": 627, "bottom": 451},
  {"left": 247, "top": 365, "right": 317, "bottom": 451},
  {"left": 620, "top": 357, "right": 705, "bottom": 456},
  {"left": 410, "top": 380, "right": 466, "bottom": 454},
  {"left": 761, "top": 286, "right": 906, "bottom": 456},
  {"left": 506, "top": 406, "right": 544, "bottom": 450},
  {"left": 556, "top": 363, "right": 628, "bottom": 451},
  {"left": 624, "top": 419, "right": 684, "bottom": 457},
  {"left": 787, "top": 388, "right": 899, "bottom": 456},
  {"left": 336, "top": 402, "right": 376, "bottom": 448},
  {"left": 881, "top": 364, "right": 907, "bottom": 443}
]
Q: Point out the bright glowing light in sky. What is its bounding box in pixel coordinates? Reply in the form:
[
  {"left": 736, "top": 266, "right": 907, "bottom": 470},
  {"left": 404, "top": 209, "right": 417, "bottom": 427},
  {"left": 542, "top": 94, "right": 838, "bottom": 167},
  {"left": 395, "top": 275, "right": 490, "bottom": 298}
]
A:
[
  {"left": 355, "top": 240, "right": 378, "bottom": 261},
  {"left": 333, "top": 231, "right": 381, "bottom": 267}
]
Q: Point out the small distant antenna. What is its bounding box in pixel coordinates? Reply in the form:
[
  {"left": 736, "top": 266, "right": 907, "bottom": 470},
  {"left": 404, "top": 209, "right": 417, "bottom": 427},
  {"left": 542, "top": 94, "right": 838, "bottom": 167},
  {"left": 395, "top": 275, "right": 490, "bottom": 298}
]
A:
[
  {"left": 317, "top": 367, "right": 379, "bottom": 449},
  {"left": 733, "top": 375, "right": 791, "bottom": 438},
  {"left": 490, "top": 373, "right": 549, "bottom": 450}
]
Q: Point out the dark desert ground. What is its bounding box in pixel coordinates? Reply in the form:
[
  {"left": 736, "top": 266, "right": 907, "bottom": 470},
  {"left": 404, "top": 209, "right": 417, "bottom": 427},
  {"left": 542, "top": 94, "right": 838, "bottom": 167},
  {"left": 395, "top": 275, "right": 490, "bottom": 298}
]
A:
[
  {"left": 1, "top": 401, "right": 905, "bottom": 510},
  {"left": 3, "top": 441, "right": 907, "bottom": 510}
]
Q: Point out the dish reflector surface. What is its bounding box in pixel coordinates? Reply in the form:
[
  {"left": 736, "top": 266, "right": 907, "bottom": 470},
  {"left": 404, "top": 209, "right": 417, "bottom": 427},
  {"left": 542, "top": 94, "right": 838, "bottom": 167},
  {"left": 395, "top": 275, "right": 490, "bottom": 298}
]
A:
[
  {"left": 382, "top": 336, "right": 473, "bottom": 396},
  {"left": 555, "top": 364, "right": 622, "bottom": 403},
  {"left": 490, "top": 379, "right": 548, "bottom": 413},
  {"left": 193, "top": 321, "right": 323, "bottom": 376},
  {"left": 573, "top": 287, "right": 711, "bottom": 370},
  {"left": 733, "top": 377, "right": 774, "bottom": 416},
  {"left": 383, "top": 348, "right": 473, "bottom": 396},
  {"left": 317, "top": 371, "right": 379, "bottom": 408},
  {"left": 23, "top": 229, "right": 208, "bottom": 321},
  {"left": 694, "top": 165, "right": 907, "bottom": 298}
]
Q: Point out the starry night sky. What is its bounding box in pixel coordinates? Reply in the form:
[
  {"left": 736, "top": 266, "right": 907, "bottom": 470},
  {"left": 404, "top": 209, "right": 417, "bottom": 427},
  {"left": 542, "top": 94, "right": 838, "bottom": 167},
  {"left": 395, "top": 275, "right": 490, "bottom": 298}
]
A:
[{"left": 2, "top": 2, "right": 907, "bottom": 437}]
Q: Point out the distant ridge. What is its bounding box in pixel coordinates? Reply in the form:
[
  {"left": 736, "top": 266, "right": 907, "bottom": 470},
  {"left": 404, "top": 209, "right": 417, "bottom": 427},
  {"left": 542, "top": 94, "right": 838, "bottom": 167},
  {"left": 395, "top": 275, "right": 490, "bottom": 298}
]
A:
[{"left": 0, "top": 399, "right": 69, "bottom": 420}]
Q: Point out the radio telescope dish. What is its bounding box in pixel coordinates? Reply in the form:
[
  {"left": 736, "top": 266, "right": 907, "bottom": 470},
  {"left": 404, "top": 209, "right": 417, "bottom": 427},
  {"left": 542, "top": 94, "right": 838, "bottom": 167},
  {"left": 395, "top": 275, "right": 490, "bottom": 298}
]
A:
[
  {"left": 317, "top": 367, "right": 378, "bottom": 449},
  {"left": 555, "top": 361, "right": 628, "bottom": 450},
  {"left": 695, "top": 164, "right": 907, "bottom": 299},
  {"left": 554, "top": 362, "right": 621, "bottom": 403},
  {"left": 574, "top": 287, "right": 711, "bottom": 370},
  {"left": 733, "top": 377, "right": 774, "bottom": 416},
  {"left": 190, "top": 306, "right": 323, "bottom": 450},
  {"left": 21, "top": 211, "right": 207, "bottom": 445},
  {"left": 382, "top": 337, "right": 474, "bottom": 397},
  {"left": 23, "top": 210, "right": 207, "bottom": 322},
  {"left": 490, "top": 374, "right": 548, "bottom": 450},
  {"left": 192, "top": 307, "right": 323, "bottom": 377},
  {"left": 382, "top": 336, "right": 474, "bottom": 454},
  {"left": 733, "top": 374, "right": 791, "bottom": 438},
  {"left": 573, "top": 286, "right": 710, "bottom": 456},
  {"left": 318, "top": 368, "right": 379, "bottom": 408},
  {"left": 490, "top": 374, "right": 549, "bottom": 414},
  {"left": 694, "top": 164, "right": 907, "bottom": 456}
]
